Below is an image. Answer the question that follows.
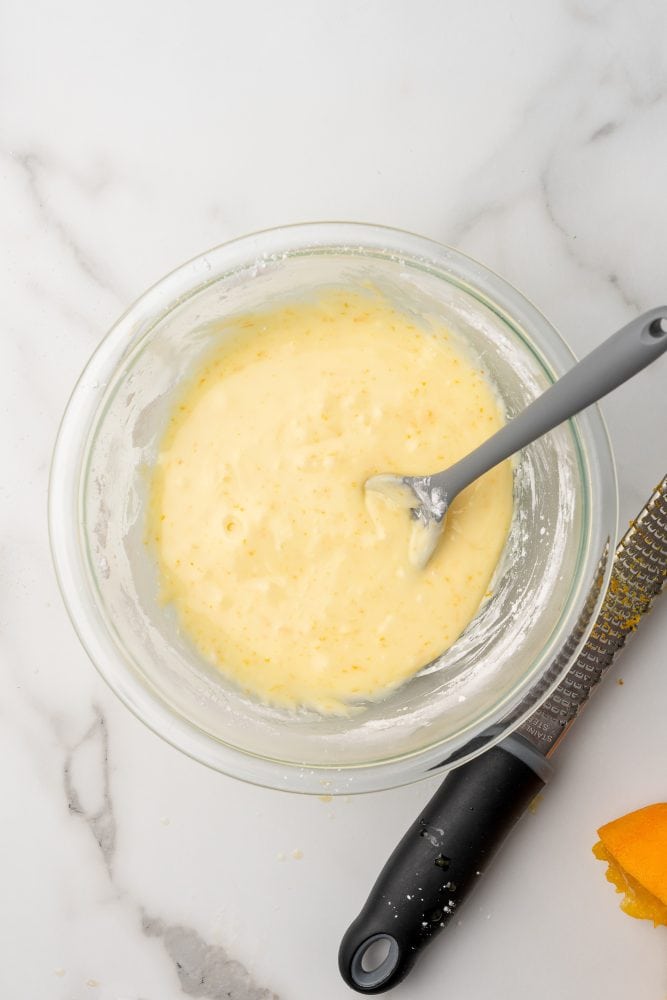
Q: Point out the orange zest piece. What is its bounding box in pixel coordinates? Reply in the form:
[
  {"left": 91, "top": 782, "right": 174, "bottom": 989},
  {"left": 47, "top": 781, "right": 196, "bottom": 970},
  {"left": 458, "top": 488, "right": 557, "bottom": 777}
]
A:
[{"left": 593, "top": 803, "right": 667, "bottom": 926}]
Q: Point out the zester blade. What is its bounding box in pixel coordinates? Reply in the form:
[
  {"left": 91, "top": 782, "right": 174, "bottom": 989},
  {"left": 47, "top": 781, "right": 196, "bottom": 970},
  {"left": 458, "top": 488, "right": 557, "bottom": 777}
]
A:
[{"left": 517, "top": 475, "right": 667, "bottom": 756}]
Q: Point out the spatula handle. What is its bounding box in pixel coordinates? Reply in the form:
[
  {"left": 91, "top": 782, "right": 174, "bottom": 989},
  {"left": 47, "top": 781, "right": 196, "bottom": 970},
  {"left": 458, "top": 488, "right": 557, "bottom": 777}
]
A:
[{"left": 436, "top": 308, "right": 667, "bottom": 499}]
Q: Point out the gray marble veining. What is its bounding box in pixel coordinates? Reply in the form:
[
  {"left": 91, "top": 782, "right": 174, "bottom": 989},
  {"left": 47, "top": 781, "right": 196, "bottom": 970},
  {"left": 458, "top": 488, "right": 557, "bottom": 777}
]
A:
[
  {"left": 64, "top": 706, "right": 117, "bottom": 872},
  {"left": 142, "top": 918, "right": 279, "bottom": 1000},
  {"left": 2, "top": 147, "right": 124, "bottom": 302}
]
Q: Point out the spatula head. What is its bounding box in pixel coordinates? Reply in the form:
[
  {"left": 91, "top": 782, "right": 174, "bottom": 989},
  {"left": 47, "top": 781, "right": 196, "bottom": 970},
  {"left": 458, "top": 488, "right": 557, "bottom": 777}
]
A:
[{"left": 365, "top": 474, "right": 448, "bottom": 569}]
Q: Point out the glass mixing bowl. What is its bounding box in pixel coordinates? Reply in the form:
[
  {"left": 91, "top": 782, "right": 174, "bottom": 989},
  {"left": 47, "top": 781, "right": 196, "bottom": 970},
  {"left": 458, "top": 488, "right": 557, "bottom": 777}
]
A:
[{"left": 49, "top": 223, "right": 617, "bottom": 793}]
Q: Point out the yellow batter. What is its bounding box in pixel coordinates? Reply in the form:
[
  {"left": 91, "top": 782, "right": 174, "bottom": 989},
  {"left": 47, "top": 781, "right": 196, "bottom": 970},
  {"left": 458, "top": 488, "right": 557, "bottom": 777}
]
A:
[{"left": 149, "top": 291, "right": 513, "bottom": 713}]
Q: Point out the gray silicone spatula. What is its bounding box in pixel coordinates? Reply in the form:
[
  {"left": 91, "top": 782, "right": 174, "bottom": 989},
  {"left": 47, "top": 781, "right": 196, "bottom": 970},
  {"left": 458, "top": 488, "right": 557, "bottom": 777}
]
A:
[{"left": 366, "top": 308, "right": 667, "bottom": 569}]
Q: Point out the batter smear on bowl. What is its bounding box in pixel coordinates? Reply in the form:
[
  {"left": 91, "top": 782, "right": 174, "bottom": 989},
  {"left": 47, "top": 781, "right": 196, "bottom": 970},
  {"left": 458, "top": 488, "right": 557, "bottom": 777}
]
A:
[{"left": 148, "top": 290, "right": 513, "bottom": 712}]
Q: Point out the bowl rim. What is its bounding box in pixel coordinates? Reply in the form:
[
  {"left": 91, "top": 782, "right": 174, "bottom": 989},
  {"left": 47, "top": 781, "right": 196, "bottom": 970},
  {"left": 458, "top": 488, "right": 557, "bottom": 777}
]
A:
[{"left": 48, "top": 221, "right": 618, "bottom": 793}]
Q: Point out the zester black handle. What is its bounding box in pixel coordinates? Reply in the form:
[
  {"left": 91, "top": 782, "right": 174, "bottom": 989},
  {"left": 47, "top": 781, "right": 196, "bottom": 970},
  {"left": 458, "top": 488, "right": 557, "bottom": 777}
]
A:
[{"left": 338, "top": 741, "right": 548, "bottom": 993}]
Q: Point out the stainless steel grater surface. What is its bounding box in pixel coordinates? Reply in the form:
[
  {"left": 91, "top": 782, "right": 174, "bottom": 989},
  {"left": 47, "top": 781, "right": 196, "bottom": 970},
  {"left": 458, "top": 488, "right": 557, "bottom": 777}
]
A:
[{"left": 518, "top": 475, "right": 667, "bottom": 756}]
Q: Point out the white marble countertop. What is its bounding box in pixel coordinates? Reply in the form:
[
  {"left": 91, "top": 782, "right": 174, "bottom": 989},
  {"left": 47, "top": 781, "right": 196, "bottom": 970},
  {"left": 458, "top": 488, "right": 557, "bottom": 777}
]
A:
[{"left": 3, "top": 1, "right": 667, "bottom": 997}]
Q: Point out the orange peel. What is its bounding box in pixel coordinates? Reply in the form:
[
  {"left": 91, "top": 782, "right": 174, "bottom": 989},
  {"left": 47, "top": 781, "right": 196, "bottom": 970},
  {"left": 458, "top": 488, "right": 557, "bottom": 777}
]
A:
[{"left": 593, "top": 803, "right": 667, "bottom": 926}]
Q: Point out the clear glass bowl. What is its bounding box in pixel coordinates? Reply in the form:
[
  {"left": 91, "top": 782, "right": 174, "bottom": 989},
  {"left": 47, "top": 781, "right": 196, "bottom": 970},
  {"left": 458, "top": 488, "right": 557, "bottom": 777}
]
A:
[{"left": 49, "top": 223, "right": 617, "bottom": 793}]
